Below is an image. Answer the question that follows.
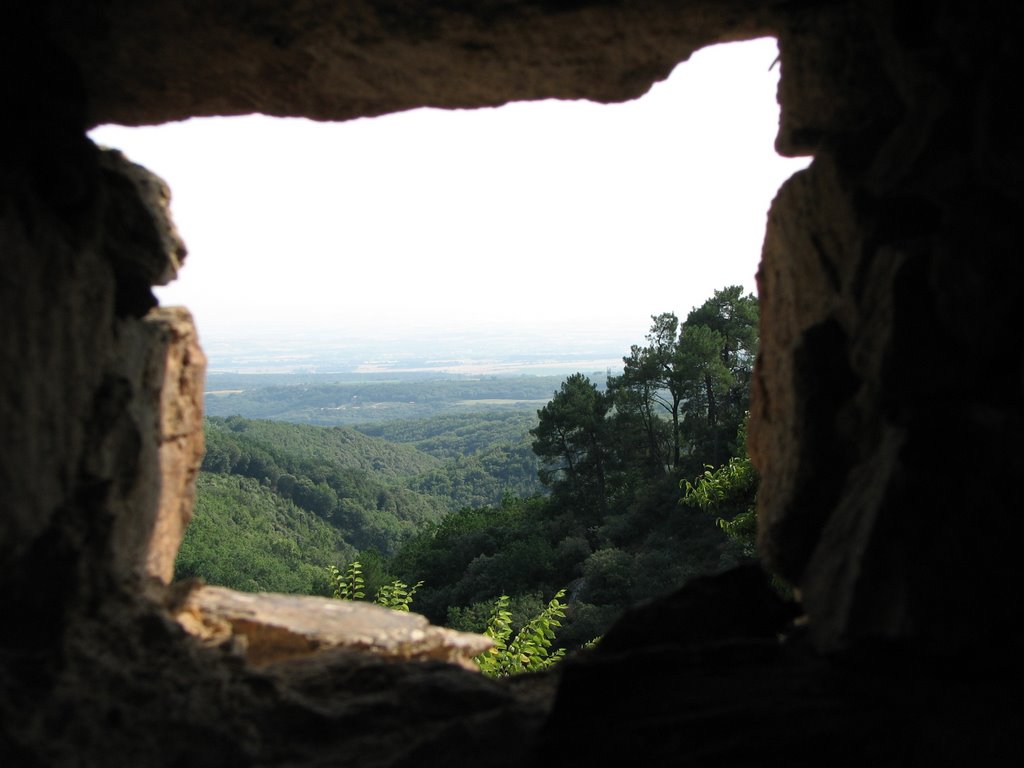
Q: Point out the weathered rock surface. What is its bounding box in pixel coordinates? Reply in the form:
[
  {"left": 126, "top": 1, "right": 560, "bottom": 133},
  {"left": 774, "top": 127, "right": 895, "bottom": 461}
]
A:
[
  {"left": 595, "top": 565, "right": 799, "bottom": 655},
  {"left": 174, "top": 585, "right": 492, "bottom": 669},
  {"left": 144, "top": 308, "right": 205, "bottom": 584},
  {"left": 752, "top": 4, "right": 1024, "bottom": 652},
  {"left": 45, "top": 0, "right": 789, "bottom": 128},
  {"left": 97, "top": 148, "right": 186, "bottom": 290}
]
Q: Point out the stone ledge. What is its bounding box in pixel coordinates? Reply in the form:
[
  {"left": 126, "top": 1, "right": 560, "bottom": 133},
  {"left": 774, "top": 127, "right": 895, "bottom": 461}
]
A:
[{"left": 173, "top": 584, "right": 492, "bottom": 670}]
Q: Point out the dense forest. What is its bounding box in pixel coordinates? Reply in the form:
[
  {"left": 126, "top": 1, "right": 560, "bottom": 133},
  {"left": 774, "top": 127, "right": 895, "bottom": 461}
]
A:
[
  {"left": 178, "top": 286, "right": 760, "bottom": 650},
  {"left": 181, "top": 412, "right": 543, "bottom": 592}
]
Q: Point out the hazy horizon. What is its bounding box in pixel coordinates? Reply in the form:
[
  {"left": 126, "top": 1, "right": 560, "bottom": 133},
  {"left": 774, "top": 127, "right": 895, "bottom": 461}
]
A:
[
  {"left": 199, "top": 321, "right": 643, "bottom": 376},
  {"left": 90, "top": 37, "right": 810, "bottom": 357}
]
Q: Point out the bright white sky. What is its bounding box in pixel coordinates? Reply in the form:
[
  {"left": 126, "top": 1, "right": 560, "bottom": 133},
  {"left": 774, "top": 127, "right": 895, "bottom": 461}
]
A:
[{"left": 90, "top": 37, "right": 809, "bottom": 344}]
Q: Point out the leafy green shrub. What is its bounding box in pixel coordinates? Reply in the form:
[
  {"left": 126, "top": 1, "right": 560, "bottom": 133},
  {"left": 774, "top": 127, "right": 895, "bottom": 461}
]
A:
[
  {"left": 327, "top": 564, "right": 578, "bottom": 676},
  {"left": 374, "top": 579, "right": 423, "bottom": 611},
  {"left": 681, "top": 456, "right": 757, "bottom": 556},
  {"left": 446, "top": 593, "right": 545, "bottom": 635},
  {"left": 579, "top": 548, "right": 635, "bottom": 605},
  {"left": 328, "top": 560, "right": 421, "bottom": 611},
  {"left": 475, "top": 590, "right": 567, "bottom": 678},
  {"left": 328, "top": 561, "right": 366, "bottom": 600}
]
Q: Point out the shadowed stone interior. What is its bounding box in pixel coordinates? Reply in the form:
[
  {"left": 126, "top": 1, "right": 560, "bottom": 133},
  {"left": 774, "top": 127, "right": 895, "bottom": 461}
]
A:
[{"left": 2, "top": 1, "right": 1022, "bottom": 765}]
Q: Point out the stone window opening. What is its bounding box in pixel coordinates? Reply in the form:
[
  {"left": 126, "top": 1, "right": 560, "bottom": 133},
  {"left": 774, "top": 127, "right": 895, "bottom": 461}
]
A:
[{"left": 89, "top": 37, "right": 812, "bottom": 676}]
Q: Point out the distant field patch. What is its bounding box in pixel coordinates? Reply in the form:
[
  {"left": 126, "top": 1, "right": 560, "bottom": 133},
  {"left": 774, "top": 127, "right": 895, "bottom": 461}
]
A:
[{"left": 455, "top": 399, "right": 550, "bottom": 406}]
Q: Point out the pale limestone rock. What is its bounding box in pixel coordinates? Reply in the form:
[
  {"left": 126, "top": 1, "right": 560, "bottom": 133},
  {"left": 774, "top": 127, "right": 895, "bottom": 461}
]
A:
[
  {"left": 174, "top": 585, "right": 493, "bottom": 670},
  {"left": 144, "top": 307, "right": 206, "bottom": 584}
]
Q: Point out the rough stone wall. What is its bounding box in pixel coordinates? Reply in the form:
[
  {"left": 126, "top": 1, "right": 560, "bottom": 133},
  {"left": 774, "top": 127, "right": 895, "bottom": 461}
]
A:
[
  {"left": 46, "top": 0, "right": 787, "bottom": 127},
  {"left": 2, "top": 0, "right": 1023, "bottom": 765},
  {"left": 0, "top": 137, "right": 183, "bottom": 637},
  {"left": 0, "top": 89, "right": 225, "bottom": 760},
  {"left": 752, "top": 2, "right": 1024, "bottom": 652}
]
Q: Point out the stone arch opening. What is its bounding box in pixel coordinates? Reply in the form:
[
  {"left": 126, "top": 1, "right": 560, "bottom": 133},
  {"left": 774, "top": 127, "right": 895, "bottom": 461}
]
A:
[{"left": 86, "top": 38, "right": 808, "bottom": 661}]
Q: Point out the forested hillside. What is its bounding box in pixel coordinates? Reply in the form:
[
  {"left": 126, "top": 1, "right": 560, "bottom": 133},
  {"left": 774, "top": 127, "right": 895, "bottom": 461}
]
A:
[
  {"left": 201, "top": 417, "right": 445, "bottom": 550},
  {"left": 391, "top": 287, "right": 760, "bottom": 644},
  {"left": 353, "top": 412, "right": 542, "bottom": 509},
  {"left": 178, "top": 413, "right": 545, "bottom": 590},
  {"left": 175, "top": 474, "right": 355, "bottom": 594},
  {"left": 179, "top": 286, "right": 761, "bottom": 653},
  {"left": 354, "top": 411, "right": 536, "bottom": 459}
]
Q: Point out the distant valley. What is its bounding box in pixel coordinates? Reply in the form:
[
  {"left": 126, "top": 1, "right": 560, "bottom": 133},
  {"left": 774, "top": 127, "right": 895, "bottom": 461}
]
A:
[{"left": 204, "top": 372, "right": 591, "bottom": 424}]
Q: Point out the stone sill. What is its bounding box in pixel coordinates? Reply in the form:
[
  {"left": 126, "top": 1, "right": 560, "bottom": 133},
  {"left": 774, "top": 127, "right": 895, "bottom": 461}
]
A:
[{"left": 172, "top": 583, "right": 492, "bottom": 671}]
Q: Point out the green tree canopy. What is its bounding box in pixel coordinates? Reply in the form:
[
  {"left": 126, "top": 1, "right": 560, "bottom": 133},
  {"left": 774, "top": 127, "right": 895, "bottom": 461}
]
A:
[
  {"left": 530, "top": 373, "right": 612, "bottom": 504},
  {"left": 613, "top": 312, "right": 691, "bottom": 467},
  {"left": 681, "top": 286, "right": 759, "bottom": 465},
  {"left": 608, "top": 287, "right": 759, "bottom": 472}
]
